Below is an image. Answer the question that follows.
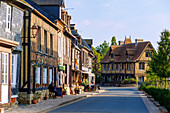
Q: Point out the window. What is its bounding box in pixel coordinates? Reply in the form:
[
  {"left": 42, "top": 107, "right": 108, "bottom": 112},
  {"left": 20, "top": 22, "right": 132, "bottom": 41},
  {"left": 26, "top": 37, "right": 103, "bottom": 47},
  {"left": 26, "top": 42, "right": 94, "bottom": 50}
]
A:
[
  {"left": 2, "top": 53, "right": 9, "bottom": 84},
  {"left": 43, "top": 68, "right": 47, "bottom": 84},
  {"left": 37, "top": 27, "right": 41, "bottom": 51},
  {"left": 139, "top": 62, "right": 145, "bottom": 70},
  {"left": 108, "top": 64, "right": 110, "bottom": 71},
  {"left": 49, "top": 69, "right": 53, "bottom": 83},
  {"left": 58, "top": 37, "right": 61, "bottom": 57},
  {"left": 64, "top": 37, "right": 67, "bottom": 56},
  {"left": 11, "top": 54, "right": 17, "bottom": 86},
  {"left": 6, "top": 5, "right": 12, "bottom": 31},
  {"left": 44, "top": 30, "right": 47, "bottom": 53},
  {"left": 111, "top": 54, "right": 113, "bottom": 59},
  {"left": 116, "top": 64, "right": 119, "bottom": 70},
  {"left": 127, "top": 54, "right": 129, "bottom": 59},
  {"left": 68, "top": 40, "right": 70, "bottom": 57},
  {"left": 127, "top": 63, "right": 130, "bottom": 71},
  {"left": 145, "top": 51, "right": 151, "bottom": 58},
  {"left": 122, "top": 63, "right": 124, "bottom": 70},
  {"left": 36, "top": 67, "right": 41, "bottom": 84},
  {"left": 50, "top": 34, "right": 53, "bottom": 55},
  {"left": 104, "top": 64, "right": 106, "bottom": 71},
  {"left": 112, "top": 64, "right": 114, "bottom": 70}
]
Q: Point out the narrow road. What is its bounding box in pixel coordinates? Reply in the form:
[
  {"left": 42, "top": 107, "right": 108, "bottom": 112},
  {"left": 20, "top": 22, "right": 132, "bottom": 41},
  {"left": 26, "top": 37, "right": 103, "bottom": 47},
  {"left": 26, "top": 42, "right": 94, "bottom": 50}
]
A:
[{"left": 46, "top": 87, "right": 149, "bottom": 113}]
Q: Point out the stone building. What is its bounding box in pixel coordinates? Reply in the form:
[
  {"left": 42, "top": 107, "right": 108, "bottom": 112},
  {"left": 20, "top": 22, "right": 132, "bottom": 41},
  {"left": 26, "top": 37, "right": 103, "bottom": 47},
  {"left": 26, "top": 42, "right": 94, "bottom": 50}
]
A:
[
  {"left": 100, "top": 38, "right": 155, "bottom": 84},
  {"left": 19, "top": 0, "right": 60, "bottom": 104},
  {"left": 0, "top": 0, "right": 30, "bottom": 106}
]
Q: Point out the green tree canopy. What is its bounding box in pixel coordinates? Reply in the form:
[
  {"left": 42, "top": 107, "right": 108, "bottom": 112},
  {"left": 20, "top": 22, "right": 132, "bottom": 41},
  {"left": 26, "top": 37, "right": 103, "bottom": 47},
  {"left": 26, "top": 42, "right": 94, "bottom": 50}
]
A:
[
  {"left": 95, "top": 40, "right": 110, "bottom": 60},
  {"left": 147, "top": 30, "right": 170, "bottom": 88},
  {"left": 111, "top": 36, "right": 117, "bottom": 45}
]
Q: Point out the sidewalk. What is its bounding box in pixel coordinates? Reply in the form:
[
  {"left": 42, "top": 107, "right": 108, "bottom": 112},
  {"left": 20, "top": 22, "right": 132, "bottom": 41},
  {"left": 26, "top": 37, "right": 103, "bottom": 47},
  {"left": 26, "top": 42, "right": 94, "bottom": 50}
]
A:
[{"left": 6, "top": 90, "right": 105, "bottom": 113}]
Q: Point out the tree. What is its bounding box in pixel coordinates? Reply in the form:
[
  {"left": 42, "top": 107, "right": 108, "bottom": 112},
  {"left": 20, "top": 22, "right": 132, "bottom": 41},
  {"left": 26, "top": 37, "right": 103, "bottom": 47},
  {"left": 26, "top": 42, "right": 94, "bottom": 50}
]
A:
[
  {"left": 147, "top": 30, "right": 170, "bottom": 88},
  {"left": 111, "top": 36, "right": 117, "bottom": 45},
  {"left": 95, "top": 40, "right": 110, "bottom": 60}
]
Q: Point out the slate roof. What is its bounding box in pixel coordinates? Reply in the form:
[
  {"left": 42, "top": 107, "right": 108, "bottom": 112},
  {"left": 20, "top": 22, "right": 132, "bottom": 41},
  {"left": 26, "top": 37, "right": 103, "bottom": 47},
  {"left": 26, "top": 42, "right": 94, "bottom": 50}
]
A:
[
  {"left": 82, "top": 38, "right": 92, "bottom": 51},
  {"left": 100, "top": 41, "right": 150, "bottom": 63},
  {"left": 24, "top": 0, "right": 55, "bottom": 22}
]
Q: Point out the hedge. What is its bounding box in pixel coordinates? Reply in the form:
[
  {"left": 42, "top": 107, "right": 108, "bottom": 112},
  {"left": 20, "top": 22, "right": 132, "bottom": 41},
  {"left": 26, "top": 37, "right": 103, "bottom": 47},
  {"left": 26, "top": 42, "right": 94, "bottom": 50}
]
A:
[{"left": 139, "top": 83, "right": 170, "bottom": 111}]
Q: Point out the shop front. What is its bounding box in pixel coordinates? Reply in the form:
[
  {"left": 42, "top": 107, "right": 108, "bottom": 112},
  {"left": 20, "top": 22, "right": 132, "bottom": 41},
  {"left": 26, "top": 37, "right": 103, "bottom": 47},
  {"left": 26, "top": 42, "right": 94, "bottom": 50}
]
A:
[{"left": 0, "top": 37, "right": 19, "bottom": 105}]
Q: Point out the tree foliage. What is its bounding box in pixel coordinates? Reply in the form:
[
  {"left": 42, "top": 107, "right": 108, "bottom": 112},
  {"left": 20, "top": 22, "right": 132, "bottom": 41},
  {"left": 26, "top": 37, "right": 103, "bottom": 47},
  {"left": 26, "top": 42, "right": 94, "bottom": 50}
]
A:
[
  {"left": 147, "top": 30, "right": 170, "bottom": 88},
  {"left": 111, "top": 36, "right": 117, "bottom": 45},
  {"left": 95, "top": 40, "right": 110, "bottom": 60}
]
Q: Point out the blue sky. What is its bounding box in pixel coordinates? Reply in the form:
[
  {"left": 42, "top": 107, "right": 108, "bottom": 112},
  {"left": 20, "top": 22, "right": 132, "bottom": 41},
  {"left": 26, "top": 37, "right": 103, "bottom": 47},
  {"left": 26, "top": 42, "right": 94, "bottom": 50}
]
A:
[{"left": 66, "top": 0, "right": 170, "bottom": 49}]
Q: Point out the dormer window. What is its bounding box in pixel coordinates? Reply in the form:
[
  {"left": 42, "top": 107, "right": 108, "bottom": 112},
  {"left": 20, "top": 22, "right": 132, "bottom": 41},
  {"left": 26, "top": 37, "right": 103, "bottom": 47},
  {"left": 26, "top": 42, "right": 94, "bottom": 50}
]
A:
[{"left": 111, "top": 53, "right": 114, "bottom": 59}]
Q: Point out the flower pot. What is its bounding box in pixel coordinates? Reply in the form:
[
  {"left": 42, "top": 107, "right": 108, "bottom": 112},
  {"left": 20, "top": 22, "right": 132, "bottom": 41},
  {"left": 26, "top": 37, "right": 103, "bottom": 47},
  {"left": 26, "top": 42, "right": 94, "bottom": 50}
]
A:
[
  {"left": 11, "top": 98, "right": 16, "bottom": 103},
  {"left": 32, "top": 100, "right": 37, "bottom": 104},
  {"left": 63, "top": 92, "right": 66, "bottom": 95}
]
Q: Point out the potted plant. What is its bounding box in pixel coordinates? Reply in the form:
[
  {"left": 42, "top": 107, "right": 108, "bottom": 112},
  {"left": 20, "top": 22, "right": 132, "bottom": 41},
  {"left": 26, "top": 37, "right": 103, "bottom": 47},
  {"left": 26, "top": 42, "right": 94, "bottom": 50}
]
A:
[
  {"left": 36, "top": 92, "right": 41, "bottom": 102},
  {"left": 63, "top": 88, "right": 67, "bottom": 95},
  {"left": 32, "top": 95, "right": 37, "bottom": 104}
]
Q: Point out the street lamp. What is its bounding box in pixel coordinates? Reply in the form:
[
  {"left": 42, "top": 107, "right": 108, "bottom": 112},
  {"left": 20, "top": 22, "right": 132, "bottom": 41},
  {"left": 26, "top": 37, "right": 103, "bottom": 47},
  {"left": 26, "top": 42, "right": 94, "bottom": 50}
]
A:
[{"left": 31, "top": 24, "right": 38, "bottom": 38}]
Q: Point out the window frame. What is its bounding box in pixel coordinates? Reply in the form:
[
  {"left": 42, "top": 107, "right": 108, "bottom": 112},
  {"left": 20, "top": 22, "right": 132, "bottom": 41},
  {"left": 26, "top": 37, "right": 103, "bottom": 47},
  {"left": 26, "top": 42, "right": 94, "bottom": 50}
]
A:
[
  {"left": 11, "top": 54, "right": 17, "bottom": 86},
  {"left": 37, "top": 27, "right": 41, "bottom": 51},
  {"left": 50, "top": 34, "right": 53, "bottom": 55},
  {"left": 116, "top": 63, "right": 119, "bottom": 71},
  {"left": 127, "top": 63, "right": 130, "bottom": 71},
  {"left": 6, "top": 4, "right": 12, "bottom": 32},
  {"left": 44, "top": 30, "right": 47, "bottom": 53},
  {"left": 112, "top": 63, "right": 114, "bottom": 70},
  {"left": 139, "top": 62, "right": 145, "bottom": 70},
  {"left": 58, "top": 37, "right": 61, "bottom": 57},
  {"left": 104, "top": 64, "right": 106, "bottom": 71}
]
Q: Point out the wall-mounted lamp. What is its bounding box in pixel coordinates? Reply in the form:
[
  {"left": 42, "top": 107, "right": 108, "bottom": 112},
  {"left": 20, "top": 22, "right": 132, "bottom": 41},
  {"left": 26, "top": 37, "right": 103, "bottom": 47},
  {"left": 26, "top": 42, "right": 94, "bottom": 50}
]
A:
[{"left": 31, "top": 24, "right": 38, "bottom": 38}]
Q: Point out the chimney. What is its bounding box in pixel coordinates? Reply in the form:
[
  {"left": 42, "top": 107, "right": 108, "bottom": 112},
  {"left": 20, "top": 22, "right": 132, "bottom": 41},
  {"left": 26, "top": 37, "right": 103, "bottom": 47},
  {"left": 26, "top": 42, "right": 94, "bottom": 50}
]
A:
[
  {"left": 70, "top": 24, "right": 75, "bottom": 30},
  {"left": 135, "top": 39, "right": 143, "bottom": 46},
  {"left": 119, "top": 41, "right": 124, "bottom": 45}
]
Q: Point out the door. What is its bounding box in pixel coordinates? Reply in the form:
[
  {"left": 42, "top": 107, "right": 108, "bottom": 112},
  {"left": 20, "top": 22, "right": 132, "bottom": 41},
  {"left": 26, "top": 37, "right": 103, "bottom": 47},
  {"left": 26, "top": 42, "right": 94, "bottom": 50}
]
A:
[{"left": 2, "top": 53, "right": 9, "bottom": 103}]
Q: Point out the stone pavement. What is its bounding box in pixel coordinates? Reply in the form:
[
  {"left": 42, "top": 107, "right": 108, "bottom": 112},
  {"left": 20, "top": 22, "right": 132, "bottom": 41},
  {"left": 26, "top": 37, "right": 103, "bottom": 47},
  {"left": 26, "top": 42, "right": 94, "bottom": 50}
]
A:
[{"left": 6, "top": 90, "right": 105, "bottom": 113}]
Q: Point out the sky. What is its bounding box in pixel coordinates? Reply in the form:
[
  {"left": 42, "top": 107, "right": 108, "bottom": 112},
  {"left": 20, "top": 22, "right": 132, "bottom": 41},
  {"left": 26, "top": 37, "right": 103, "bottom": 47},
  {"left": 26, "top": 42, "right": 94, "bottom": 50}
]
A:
[{"left": 65, "top": 0, "right": 170, "bottom": 50}]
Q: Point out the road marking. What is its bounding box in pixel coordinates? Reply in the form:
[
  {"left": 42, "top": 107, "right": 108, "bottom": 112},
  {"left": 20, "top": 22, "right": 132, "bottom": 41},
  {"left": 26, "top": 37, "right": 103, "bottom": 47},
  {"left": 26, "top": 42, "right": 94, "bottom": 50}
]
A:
[{"left": 41, "top": 97, "right": 87, "bottom": 113}]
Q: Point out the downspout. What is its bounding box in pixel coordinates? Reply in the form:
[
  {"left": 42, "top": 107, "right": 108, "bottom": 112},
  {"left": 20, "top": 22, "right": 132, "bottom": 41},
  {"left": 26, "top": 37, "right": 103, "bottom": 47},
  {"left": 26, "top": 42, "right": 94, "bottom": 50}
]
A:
[{"left": 27, "top": 11, "right": 31, "bottom": 94}]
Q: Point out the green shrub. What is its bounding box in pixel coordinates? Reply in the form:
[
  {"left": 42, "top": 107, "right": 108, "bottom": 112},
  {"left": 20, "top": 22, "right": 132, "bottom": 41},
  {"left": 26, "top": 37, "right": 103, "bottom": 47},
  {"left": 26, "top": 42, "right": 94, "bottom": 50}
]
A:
[
  {"left": 140, "top": 84, "right": 170, "bottom": 111},
  {"left": 122, "top": 78, "right": 137, "bottom": 85}
]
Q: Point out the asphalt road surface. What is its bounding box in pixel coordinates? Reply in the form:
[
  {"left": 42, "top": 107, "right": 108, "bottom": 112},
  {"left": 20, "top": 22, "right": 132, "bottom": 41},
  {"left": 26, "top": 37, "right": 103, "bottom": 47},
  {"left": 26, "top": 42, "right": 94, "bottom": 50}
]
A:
[{"left": 46, "top": 87, "right": 149, "bottom": 113}]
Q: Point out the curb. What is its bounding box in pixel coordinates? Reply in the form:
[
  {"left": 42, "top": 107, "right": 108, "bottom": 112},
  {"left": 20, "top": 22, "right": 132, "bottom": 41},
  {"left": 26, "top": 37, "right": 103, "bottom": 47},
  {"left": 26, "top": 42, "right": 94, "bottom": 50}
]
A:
[
  {"left": 38, "top": 90, "right": 105, "bottom": 113},
  {"left": 58, "top": 96, "right": 87, "bottom": 106}
]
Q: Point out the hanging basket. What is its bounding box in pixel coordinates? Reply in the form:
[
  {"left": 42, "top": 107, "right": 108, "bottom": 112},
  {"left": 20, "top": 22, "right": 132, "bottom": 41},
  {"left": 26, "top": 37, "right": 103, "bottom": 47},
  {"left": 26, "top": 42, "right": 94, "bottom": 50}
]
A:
[{"left": 32, "top": 61, "right": 40, "bottom": 68}]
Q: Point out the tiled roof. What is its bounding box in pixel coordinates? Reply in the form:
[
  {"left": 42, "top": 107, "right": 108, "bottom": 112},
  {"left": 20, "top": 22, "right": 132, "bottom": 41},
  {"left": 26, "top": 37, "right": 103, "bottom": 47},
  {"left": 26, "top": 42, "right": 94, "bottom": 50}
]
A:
[{"left": 100, "top": 41, "right": 150, "bottom": 63}]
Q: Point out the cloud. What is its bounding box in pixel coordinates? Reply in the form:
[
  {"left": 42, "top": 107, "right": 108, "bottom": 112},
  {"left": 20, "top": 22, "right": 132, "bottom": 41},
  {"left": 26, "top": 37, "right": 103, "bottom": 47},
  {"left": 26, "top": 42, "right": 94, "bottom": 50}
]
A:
[{"left": 104, "top": 3, "right": 110, "bottom": 7}]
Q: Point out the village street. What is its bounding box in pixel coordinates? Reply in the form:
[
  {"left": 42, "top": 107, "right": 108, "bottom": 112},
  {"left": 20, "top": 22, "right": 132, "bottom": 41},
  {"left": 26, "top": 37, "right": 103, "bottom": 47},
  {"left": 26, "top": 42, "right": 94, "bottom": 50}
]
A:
[{"left": 44, "top": 87, "right": 160, "bottom": 113}]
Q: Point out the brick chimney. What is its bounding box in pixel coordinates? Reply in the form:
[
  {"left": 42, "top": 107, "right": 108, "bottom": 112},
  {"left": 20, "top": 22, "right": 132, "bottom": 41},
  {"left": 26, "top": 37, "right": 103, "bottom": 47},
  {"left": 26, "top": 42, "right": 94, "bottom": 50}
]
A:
[
  {"left": 135, "top": 39, "right": 143, "bottom": 46},
  {"left": 119, "top": 41, "right": 124, "bottom": 45}
]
